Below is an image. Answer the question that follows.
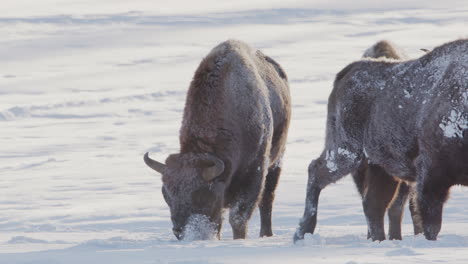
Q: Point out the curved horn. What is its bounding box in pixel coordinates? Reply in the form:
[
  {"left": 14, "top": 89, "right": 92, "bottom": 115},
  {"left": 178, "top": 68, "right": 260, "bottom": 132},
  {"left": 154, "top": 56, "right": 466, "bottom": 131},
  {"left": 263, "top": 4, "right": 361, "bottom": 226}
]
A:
[
  {"left": 143, "top": 152, "right": 166, "bottom": 173},
  {"left": 202, "top": 156, "right": 225, "bottom": 182}
]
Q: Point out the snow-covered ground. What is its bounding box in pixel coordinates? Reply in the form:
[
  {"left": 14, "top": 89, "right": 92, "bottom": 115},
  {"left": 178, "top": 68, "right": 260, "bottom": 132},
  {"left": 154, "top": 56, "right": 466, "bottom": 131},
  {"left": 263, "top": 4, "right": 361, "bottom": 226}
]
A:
[{"left": 1, "top": 1, "right": 467, "bottom": 263}]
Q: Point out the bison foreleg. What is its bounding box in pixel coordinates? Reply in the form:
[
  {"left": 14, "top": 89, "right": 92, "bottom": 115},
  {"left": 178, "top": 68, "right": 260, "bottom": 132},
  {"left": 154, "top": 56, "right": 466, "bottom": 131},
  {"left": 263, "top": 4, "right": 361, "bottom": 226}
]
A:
[{"left": 229, "top": 167, "right": 265, "bottom": 239}]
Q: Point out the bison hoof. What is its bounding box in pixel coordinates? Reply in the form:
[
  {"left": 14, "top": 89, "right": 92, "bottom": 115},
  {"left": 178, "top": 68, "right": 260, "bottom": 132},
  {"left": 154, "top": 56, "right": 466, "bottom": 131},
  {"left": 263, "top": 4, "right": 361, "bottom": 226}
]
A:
[
  {"left": 423, "top": 225, "right": 440, "bottom": 240},
  {"left": 388, "top": 235, "right": 402, "bottom": 241},
  {"left": 293, "top": 229, "right": 305, "bottom": 243},
  {"left": 424, "top": 232, "right": 438, "bottom": 241},
  {"left": 260, "top": 231, "right": 273, "bottom": 237}
]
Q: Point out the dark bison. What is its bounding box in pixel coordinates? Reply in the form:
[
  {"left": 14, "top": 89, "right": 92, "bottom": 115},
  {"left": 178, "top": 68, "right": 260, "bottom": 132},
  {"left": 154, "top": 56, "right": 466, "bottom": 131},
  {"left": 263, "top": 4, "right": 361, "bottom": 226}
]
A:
[
  {"left": 294, "top": 39, "right": 467, "bottom": 242},
  {"left": 144, "top": 39, "right": 291, "bottom": 240},
  {"left": 354, "top": 40, "right": 422, "bottom": 241}
]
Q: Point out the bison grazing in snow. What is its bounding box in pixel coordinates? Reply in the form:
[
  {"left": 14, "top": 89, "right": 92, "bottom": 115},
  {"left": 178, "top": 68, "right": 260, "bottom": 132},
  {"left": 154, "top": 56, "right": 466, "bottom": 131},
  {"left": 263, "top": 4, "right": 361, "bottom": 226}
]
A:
[
  {"left": 144, "top": 40, "right": 291, "bottom": 240},
  {"left": 354, "top": 40, "right": 422, "bottom": 241},
  {"left": 294, "top": 39, "right": 467, "bottom": 242}
]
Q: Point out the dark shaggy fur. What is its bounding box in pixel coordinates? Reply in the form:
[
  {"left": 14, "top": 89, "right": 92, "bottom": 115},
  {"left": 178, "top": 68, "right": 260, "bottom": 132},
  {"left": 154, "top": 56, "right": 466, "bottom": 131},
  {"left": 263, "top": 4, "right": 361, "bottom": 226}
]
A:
[
  {"left": 295, "top": 39, "right": 467, "bottom": 242},
  {"left": 145, "top": 39, "right": 291, "bottom": 240},
  {"left": 352, "top": 40, "right": 422, "bottom": 241}
]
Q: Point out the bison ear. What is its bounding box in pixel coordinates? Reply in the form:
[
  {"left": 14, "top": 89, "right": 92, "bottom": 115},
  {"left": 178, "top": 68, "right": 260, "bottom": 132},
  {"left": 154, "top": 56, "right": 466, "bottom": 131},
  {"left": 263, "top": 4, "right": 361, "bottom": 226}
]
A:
[
  {"left": 200, "top": 155, "right": 225, "bottom": 182},
  {"left": 143, "top": 152, "right": 167, "bottom": 174}
]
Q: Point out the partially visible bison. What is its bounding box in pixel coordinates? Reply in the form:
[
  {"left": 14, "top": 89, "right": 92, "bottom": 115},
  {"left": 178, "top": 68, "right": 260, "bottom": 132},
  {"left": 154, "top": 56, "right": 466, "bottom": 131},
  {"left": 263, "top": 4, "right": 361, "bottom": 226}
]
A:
[
  {"left": 362, "top": 40, "right": 408, "bottom": 60},
  {"left": 353, "top": 40, "right": 422, "bottom": 241},
  {"left": 144, "top": 40, "right": 291, "bottom": 240},
  {"left": 295, "top": 39, "right": 468, "bottom": 242}
]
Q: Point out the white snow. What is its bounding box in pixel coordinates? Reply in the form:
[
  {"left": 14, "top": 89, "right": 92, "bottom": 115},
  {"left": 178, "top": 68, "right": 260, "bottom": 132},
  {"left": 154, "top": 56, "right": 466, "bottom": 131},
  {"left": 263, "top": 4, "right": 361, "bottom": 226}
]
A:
[
  {"left": 338, "top": 147, "right": 358, "bottom": 161},
  {"left": 325, "top": 150, "right": 338, "bottom": 172},
  {"left": 1, "top": 1, "right": 468, "bottom": 263},
  {"left": 183, "top": 214, "right": 218, "bottom": 241},
  {"left": 439, "top": 110, "right": 468, "bottom": 138},
  {"left": 404, "top": 89, "right": 411, "bottom": 98}
]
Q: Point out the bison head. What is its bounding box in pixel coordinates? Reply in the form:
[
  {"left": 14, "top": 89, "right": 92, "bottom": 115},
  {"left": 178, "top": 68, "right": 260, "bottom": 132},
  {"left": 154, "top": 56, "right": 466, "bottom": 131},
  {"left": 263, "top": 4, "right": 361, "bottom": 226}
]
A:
[{"left": 144, "top": 152, "right": 225, "bottom": 240}]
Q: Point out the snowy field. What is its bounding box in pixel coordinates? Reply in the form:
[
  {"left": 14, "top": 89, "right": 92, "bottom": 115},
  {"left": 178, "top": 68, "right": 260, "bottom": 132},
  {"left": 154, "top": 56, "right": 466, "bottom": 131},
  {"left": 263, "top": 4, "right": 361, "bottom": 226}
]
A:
[{"left": 1, "top": 1, "right": 468, "bottom": 263}]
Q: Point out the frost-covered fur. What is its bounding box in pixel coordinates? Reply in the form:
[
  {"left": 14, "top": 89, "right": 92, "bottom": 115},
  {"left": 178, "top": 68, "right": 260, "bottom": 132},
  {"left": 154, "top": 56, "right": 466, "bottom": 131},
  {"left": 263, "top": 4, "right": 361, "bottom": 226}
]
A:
[
  {"left": 295, "top": 39, "right": 468, "bottom": 242},
  {"left": 145, "top": 40, "right": 291, "bottom": 240},
  {"left": 362, "top": 40, "right": 408, "bottom": 60},
  {"left": 352, "top": 40, "right": 422, "bottom": 241}
]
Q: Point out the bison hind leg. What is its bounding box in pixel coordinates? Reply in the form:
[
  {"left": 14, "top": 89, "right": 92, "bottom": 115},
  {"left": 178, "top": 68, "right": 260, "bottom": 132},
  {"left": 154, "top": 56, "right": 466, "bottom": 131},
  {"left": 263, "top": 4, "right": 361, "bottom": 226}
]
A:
[
  {"left": 294, "top": 147, "right": 362, "bottom": 242},
  {"left": 259, "top": 165, "right": 282, "bottom": 237}
]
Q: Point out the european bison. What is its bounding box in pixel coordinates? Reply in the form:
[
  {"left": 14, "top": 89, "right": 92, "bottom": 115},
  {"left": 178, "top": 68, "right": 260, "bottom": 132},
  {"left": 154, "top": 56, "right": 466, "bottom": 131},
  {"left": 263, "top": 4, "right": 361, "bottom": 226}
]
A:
[
  {"left": 144, "top": 39, "right": 291, "bottom": 240},
  {"left": 362, "top": 40, "right": 408, "bottom": 60},
  {"left": 295, "top": 39, "right": 467, "bottom": 242},
  {"left": 354, "top": 40, "right": 422, "bottom": 241}
]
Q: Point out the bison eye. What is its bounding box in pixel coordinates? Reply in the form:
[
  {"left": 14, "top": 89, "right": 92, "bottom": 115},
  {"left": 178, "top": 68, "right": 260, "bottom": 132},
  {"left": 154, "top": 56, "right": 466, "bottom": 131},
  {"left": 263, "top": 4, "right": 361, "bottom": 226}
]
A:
[{"left": 191, "top": 187, "right": 216, "bottom": 207}]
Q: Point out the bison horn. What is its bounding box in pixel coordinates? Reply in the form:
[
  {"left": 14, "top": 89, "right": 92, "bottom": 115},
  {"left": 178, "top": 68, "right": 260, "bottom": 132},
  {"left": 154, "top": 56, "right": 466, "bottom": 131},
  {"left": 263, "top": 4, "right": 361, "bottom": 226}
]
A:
[
  {"left": 202, "top": 156, "right": 225, "bottom": 182},
  {"left": 143, "top": 152, "right": 166, "bottom": 173}
]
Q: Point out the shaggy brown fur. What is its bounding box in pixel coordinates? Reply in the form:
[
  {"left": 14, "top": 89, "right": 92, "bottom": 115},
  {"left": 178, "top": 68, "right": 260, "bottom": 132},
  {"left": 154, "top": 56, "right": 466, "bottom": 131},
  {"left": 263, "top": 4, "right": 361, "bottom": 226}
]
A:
[{"left": 145, "top": 39, "right": 291, "bottom": 240}]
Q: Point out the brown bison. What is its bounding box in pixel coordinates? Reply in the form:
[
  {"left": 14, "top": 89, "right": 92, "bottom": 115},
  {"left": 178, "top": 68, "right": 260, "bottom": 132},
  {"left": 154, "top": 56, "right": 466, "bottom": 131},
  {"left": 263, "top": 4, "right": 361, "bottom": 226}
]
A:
[
  {"left": 354, "top": 40, "right": 422, "bottom": 241},
  {"left": 295, "top": 39, "right": 468, "bottom": 242},
  {"left": 144, "top": 39, "right": 291, "bottom": 240}
]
